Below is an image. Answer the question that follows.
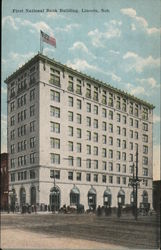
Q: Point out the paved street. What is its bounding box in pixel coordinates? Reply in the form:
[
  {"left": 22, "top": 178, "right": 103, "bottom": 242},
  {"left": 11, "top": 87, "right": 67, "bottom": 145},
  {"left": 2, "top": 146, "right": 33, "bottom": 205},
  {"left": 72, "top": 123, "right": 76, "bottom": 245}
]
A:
[{"left": 1, "top": 213, "right": 160, "bottom": 249}]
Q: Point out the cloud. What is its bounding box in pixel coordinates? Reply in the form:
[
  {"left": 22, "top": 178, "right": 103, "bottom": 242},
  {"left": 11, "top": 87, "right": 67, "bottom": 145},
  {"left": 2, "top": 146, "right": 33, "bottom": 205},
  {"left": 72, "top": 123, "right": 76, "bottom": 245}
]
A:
[
  {"left": 123, "top": 51, "right": 160, "bottom": 73},
  {"left": 126, "top": 83, "right": 145, "bottom": 95},
  {"left": 109, "top": 50, "right": 120, "bottom": 55},
  {"left": 66, "top": 58, "right": 99, "bottom": 72},
  {"left": 111, "top": 73, "right": 121, "bottom": 82},
  {"left": 153, "top": 144, "right": 160, "bottom": 180},
  {"left": 131, "top": 23, "right": 136, "bottom": 31},
  {"left": 2, "top": 16, "right": 18, "bottom": 30},
  {"left": 121, "top": 8, "right": 161, "bottom": 35},
  {"left": 153, "top": 114, "right": 160, "bottom": 123},
  {"left": 2, "top": 86, "right": 7, "bottom": 94},
  {"left": 55, "top": 23, "right": 80, "bottom": 32},
  {"left": 9, "top": 51, "right": 35, "bottom": 67},
  {"left": 88, "top": 20, "right": 122, "bottom": 47},
  {"left": 2, "top": 16, "right": 54, "bottom": 35},
  {"left": 69, "top": 41, "right": 96, "bottom": 59},
  {"left": 136, "top": 77, "right": 159, "bottom": 88}
]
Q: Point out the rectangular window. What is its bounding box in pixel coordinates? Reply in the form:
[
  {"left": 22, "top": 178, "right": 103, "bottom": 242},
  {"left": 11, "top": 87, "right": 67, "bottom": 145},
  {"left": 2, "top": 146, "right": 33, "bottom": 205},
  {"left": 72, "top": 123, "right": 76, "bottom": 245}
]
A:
[
  {"left": 30, "top": 88, "right": 35, "bottom": 101},
  {"left": 130, "top": 130, "right": 133, "bottom": 138},
  {"left": 68, "top": 81, "right": 74, "bottom": 92},
  {"left": 122, "top": 164, "right": 126, "bottom": 173},
  {"left": 109, "top": 162, "right": 113, "bottom": 171},
  {"left": 77, "top": 128, "right": 81, "bottom": 138},
  {"left": 117, "top": 126, "right": 121, "bottom": 135},
  {"left": 108, "top": 93, "right": 113, "bottom": 107},
  {"left": 116, "top": 163, "right": 121, "bottom": 172},
  {"left": 11, "top": 173, "right": 15, "bottom": 182},
  {"left": 122, "top": 140, "right": 126, "bottom": 149},
  {"left": 68, "top": 171, "right": 73, "bottom": 180},
  {"left": 143, "top": 156, "right": 148, "bottom": 165},
  {"left": 102, "top": 122, "right": 107, "bottom": 131},
  {"left": 77, "top": 99, "right": 82, "bottom": 109},
  {"left": 102, "top": 108, "right": 107, "bottom": 118},
  {"left": 30, "top": 153, "right": 36, "bottom": 164},
  {"left": 76, "top": 84, "right": 82, "bottom": 95},
  {"left": 93, "top": 132, "right": 98, "bottom": 142},
  {"left": 93, "top": 119, "right": 98, "bottom": 128},
  {"left": 94, "top": 105, "right": 98, "bottom": 115},
  {"left": 143, "top": 168, "right": 148, "bottom": 176},
  {"left": 50, "top": 90, "right": 60, "bottom": 102},
  {"left": 122, "top": 128, "right": 126, "bottom": 136},
  {"left": 50, "top": 138, "right": 60, "bottom": 149},
  {"left": 102, "top": 135, "right": 107, "bottom": 144},
  {"left": 135, "top": 132, "right": 138, "bottom": 140},
  {"left": 109, "top": 124, "right": 113, "bottom": 133},
  {"left": 117, "top": 177, "right": 120, "bottom": 184},
  {"left": 87, "top": 145, "right": 91, "bottom": 155},
  {"left": 109, "top": 176, "right": 113, "bottom": 184},
  {"left": 102, "top": 161, "right": 107, "bottom": 170},
  {"left": 68, "top": 126, "right": 73, "bottom": 136},
  {"left": 76, "top": 172, "right": 81, "bottom": 181},
  {"left": 86, "top": 117, "right": 91, "bottom": 127},
  {"left": 102, "top": 148, "right": 107, "bottom": 157},
  {"left": 77, "top": 114, "right": 82, "bottom": 124},
  {"left": 109, "top": 136, "right": 113, "bottom": 146},
  {"left": 143, "top": 145, "right": 148, "bottom": 154},
  {"left": 68, "top": 96, "right": 73, "bottom": 107},
  {"left": 10, "top": 116, "right": 15, "bottom": 126},
  {"left": 86, "top": 159, "right": 91, "bottom": 168},
  {"left": 50, "top": 106, "right": 60, "bottom": 118},
  {"left": 87, "top": 131, "right": 91, "bottom": 141},
  {"left": 143, "top": 134, "right": 148, "bottom": 143},
  {"left": 87, "top": 103, "right": 91, "bottom": 112},
  {"left": 122, "top": 152, "right": 126, "bottom": 161},
  {"left": 143, "top": 123, "right": 148, "bottom": 131},
  {"left": 93, "top": 174, "right": 98, "bottom": 182},
  {"left": 93, "top": 160, "right": 98, "bottom": 169},
  {"left": 130, "top": 154, "right": 133, "bottom": 162},
  {"left": 130, "top": 118, "right": 133, "bottom": 126},
  {"left": 77, "top": 157, "right": 81, "bottom": 167},
  {"left": 109, "top": 150, "right": 113, "bottom": 159},
  {"left": 50, "top": 71, "right": 60, "bottom": 87},
  {"left": 123, "top": 115, "right": 127, "bottom": 124},
  {"left": 11, "top": 159, "right": 15, "bottom": 168},
  {"left": 77, "top": 143, "right": 81, "bottom": 153},
  {"left": 30, "top": 121, "right": 35, "bottom": 132},
  {"left": 117, "top": 139, "right": 121, "bottom": 148},
  {"left": 30, "top": 105, "right": 35, "bottom": 117},
  {"left": 55, "top": 170, "right": 60, "bottom": 179},
  {"left": 30, "top": 137, "right": 35, "bottom": 148},
  {"left": 122, "top": 177, "right": 126, "bottom": 185},
  {"left": 93, "top": 146, "right": 98, "bottom": 155},
  {"left": 68, "top": 111, "right": 73, "bottom": 122},
  {"left": 109, "top": 110, "right": 113, "bottom": 120},
  {"left": 86, "top": 173, "right": 91, "bottom": 182},
  {"left": 68, "top": 156, "right": 74, "bottom": 166},
  {"left": 117, "top": 151, "right": 121, "bottom": 160},
  {"left": 117, "top": 113, "right": 121, "bottom": 122},
  {"left": 130, "top": 142, "right": 133, "bottom": 150},
  {"left": 50, "top": 122, "right": 60, "bottom": 133},
  {"left": 51, "top": 153, "right": 60, "bottom": 164},
  {"left": 68, "top": 141, "right": 73, "bottom": 151},
  {"left": 10, "top": 101, "right": 15, "bottom": 112},
  {"left": 135, "top": 120, "right": 139, "bottom": 128}
]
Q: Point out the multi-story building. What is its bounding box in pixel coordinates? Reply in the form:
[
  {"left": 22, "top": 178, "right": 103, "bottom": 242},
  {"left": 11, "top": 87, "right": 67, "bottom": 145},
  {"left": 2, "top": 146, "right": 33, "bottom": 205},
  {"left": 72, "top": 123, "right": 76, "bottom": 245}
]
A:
[
  {"left": 0, "top": 153, "right": 9, "bottom": 210},
  {"left": 5, "top": 53, "right": 154, "bottom": 210}
]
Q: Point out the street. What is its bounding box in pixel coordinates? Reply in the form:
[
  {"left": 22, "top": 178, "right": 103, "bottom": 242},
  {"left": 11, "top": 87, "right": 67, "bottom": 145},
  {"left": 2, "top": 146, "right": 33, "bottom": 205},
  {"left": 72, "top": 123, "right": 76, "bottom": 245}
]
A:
[{"left": 1, "top": 213, "right": 160, "bottom": 249}]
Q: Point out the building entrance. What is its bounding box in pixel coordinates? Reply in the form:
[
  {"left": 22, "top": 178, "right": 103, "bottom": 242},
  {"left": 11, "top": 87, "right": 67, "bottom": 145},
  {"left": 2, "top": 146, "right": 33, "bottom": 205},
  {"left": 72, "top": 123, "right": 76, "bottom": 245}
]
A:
[{"left": 49, "top": 187, "right": 60, "bottom": 211}]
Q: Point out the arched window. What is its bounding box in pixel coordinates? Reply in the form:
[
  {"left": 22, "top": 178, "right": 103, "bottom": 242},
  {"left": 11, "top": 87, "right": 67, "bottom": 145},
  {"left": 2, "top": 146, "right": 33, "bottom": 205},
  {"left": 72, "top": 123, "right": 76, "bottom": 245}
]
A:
[
  {"left": 70, "top": 186, "right": 80, "bottom": 206},
  {"left": 49, "top": 186, "right": 60, "bottom": 211},
  {"left": 103, "top": 188, "right": 112, "bottom": 206},
  {"left": 20, "top": 187, "right": 26, "bottom": 206},
  {"left": 142, "top": 190, "right": 148, "bottom": 203},
  {"left": 117, "top": 189, "right": 125, "bottom": 205},
  {"left": 30, "top": 186, "right": 36, "bottom": 205},
  {"left": 88, "top": 187, "right": 96, "bottom": 210}
]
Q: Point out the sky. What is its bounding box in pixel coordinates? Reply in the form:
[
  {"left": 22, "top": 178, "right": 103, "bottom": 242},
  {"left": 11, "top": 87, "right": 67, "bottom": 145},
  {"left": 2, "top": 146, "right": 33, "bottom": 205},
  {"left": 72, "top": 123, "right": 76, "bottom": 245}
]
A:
[{"left": 2, "top": 0, "right": 161, "bottom": 180}]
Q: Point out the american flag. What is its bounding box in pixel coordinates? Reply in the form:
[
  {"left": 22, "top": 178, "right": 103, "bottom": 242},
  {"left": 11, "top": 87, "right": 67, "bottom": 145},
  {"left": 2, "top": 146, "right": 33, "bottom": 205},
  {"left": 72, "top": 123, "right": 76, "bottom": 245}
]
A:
[{"left": 41, "top": 30, "right": 56, "bottom": 48}]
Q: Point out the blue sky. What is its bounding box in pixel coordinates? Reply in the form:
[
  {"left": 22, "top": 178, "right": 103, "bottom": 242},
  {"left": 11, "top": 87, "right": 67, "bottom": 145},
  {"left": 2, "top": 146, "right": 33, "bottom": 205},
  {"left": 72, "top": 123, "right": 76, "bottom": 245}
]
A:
[{"left": 2, "top": 0, "right": 160, "bottom": 180}]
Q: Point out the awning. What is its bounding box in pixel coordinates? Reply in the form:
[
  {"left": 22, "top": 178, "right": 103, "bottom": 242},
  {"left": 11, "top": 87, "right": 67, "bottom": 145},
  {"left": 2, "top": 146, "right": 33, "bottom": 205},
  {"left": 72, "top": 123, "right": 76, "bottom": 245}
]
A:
[
  {"left": 88, "top": 187, "right": 96, "bottom": 195},
  {"left": 70, "top": 187, "right": 80, "bottom": 194}
]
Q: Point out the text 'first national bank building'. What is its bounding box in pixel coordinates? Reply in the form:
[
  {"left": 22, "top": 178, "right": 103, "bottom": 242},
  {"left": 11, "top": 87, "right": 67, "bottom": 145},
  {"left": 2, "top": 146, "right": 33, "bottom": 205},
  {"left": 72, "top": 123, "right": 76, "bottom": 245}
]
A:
[{"left": 5, "top": 53, "right": 154, "bottom": 210}]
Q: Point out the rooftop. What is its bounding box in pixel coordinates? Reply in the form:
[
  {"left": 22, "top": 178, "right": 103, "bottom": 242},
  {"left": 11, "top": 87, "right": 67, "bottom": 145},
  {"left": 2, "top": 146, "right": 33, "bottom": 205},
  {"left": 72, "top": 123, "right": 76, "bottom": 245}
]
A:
[{"left": 5, "top": 53, "right": 155, "bottom": 109}]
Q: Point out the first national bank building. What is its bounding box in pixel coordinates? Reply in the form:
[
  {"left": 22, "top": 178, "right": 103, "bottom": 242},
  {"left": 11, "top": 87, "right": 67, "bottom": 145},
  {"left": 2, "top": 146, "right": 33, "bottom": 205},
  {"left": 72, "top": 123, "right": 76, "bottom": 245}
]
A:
[{"left": 5, "top": 53, "right": 154, "bottom": 210}]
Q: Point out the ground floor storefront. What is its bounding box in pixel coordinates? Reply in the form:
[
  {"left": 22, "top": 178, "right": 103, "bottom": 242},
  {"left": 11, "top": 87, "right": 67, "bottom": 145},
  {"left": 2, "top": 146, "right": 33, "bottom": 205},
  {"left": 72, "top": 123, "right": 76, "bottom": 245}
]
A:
[{"left": 9, "top": 181, "right": 152, "bottom": 212}]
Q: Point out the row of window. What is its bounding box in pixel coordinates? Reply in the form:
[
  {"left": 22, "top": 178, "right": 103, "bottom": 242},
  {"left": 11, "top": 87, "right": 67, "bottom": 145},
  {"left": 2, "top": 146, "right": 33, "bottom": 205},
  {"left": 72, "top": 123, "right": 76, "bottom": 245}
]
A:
[
  {"left": 50, "top": 87, "right": 149, "bottom": 120},
  {"left": 10, "top": 105, "right": 35, "bottom": 126},
  {"left": 10, "top": 121, "right": 35, "bottom": 140},
  {"left": 10, "top": 137, "right": 36, "bottom": 154},
  {"left": 10, "top": 88, "right": 35, "bottom": 112},
  {"left": 10, "top": 169, "right": 36, "bottom": 182},
  {"left": 50, "top": 153, "right": 149, "bottom": 167},
  {"left": 10, "top": 153, "right": 36, "bottom": 168}
]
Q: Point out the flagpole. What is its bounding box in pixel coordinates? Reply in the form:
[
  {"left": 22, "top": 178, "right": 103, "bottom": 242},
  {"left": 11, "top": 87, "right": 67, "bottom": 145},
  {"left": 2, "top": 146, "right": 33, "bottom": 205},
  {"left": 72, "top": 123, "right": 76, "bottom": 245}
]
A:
[{"left": 40, "top": 30, "right": 43, "bottom": 54}]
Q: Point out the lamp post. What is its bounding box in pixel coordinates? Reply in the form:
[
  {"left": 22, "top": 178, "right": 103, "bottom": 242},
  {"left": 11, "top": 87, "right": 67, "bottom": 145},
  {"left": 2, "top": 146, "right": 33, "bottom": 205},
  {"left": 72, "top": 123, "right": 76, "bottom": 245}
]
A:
[{"left": 50, "top": 169, "right": 56, "bottom": 212}]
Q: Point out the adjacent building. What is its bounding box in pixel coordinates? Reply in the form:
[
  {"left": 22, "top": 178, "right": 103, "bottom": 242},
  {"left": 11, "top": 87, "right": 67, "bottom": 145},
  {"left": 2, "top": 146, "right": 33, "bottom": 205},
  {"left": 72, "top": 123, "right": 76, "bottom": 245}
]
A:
[
  {"left": 5, "top": 53, "right": 154, "bottom": 210},
  {"left": 0, "top": 153, "right": 9, "bottom": 210}
]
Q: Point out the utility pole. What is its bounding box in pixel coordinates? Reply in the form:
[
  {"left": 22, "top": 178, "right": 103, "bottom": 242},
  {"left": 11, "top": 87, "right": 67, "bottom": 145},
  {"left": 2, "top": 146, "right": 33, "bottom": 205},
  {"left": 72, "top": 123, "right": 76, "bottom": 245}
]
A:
[{"left": 128, "top": 148, "right": 141, "bottom": 220}]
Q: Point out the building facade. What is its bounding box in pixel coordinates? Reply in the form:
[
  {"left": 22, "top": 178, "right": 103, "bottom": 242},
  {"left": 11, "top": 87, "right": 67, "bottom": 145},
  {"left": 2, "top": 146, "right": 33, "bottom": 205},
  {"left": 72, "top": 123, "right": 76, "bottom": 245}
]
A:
[
  {"left": 5, "top": 53, "right": 154, "bottom": 210},
  {"left": 0, "top": 153, "right": 9, "bottom": 210}
]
